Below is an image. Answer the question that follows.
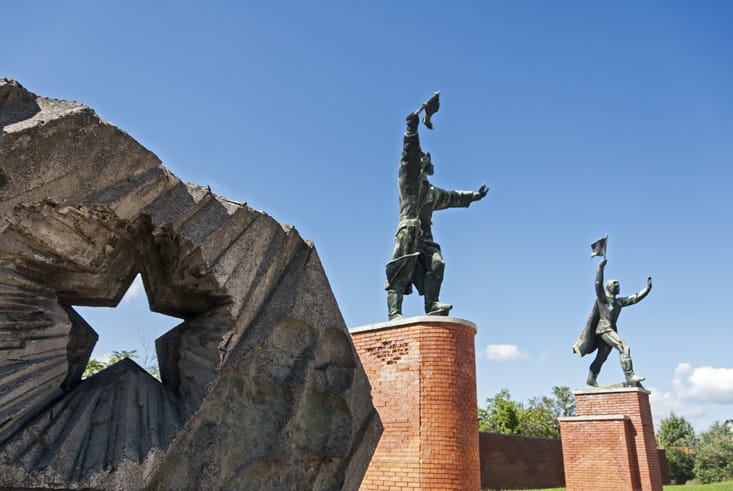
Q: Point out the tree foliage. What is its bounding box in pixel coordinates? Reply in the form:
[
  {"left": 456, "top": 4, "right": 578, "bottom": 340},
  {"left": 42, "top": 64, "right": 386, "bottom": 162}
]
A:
[
  {"left": 694, "top": 421, "right": 733, "bottom": 484},
  {"left": 83, "top": 350, "right": 160, "bottom": 380},
  {"left": 84, "top": 350, "right": 139, "bottom": 378},
  {"left": 478, "top": 389, "right": 521, "bottom": 434},
  {"left": 657, "top": 412, "right": 697, "bottom": 484},
  {"left": 478, "top": 386, "right": 575, "bottom": 439},
  {"left": 83, "top": 358, "right": 107, "bottom": 378},
  {"left": 518, "top": 405, "right": 557, "bottom": 438},
  {"left": 657, "top": 412, "right": 696, "bottom": 447},
  {"left": 666, "top": 447, "right": 696, "bottom": 485}
]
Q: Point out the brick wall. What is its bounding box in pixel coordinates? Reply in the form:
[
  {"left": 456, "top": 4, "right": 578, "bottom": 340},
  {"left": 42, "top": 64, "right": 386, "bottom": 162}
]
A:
[
  {"left": 479, "top": 433, "right": 564, "bottom": 490},
  {"left": 576, "top": 388, "right": 663, "bottom": 490},
  {"left": 658, "top": 448, "right": 670, "bottom": 485},
  {"left": 560, "top": 415, "right": 637, "bottom": 490},
  {"left": 559, "top": 388, "right": 663, "bottom": 491},
  {"left": 351, "top": 317, "right": 480, "bottom": 491}
]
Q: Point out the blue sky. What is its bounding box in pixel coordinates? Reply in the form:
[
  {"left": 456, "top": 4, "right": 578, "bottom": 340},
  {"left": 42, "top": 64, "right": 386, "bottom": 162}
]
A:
[{"left": 5, "top": 1, "right": 732, "bottom": 432}]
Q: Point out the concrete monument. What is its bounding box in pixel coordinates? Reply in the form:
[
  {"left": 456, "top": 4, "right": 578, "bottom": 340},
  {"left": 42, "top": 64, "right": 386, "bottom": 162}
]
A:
[{"left": 0, "top": 79, "right": 381, "bottom": 490}]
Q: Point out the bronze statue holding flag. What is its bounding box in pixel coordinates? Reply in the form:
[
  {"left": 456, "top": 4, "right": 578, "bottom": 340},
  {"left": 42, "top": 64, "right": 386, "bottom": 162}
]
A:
[
  {"left": 385, "top": 92, "right": 489, "bottom": 320},
  {"left": 573, "top": 236, "right": 653, "bottom": 387}
]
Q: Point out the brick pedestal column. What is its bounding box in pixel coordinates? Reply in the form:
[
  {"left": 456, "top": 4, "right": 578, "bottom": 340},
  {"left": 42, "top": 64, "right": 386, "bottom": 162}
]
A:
[
  {"left": 350, "top": 317, "right": 480, "bottom": 491},
  {"left": 559, "top": 387, "right": 663, "bottom": 491}
]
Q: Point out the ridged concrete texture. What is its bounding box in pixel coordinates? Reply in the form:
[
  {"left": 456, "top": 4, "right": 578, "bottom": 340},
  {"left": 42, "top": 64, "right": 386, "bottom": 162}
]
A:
[{"left": 0, "top": 79, "right": 381, "bottom": 490}]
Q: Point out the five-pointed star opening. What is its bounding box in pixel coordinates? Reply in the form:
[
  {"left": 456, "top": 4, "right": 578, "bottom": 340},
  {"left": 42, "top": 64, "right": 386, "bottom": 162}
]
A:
[{"left": 74, "top": 274, "right": 182, "bottom": 377}]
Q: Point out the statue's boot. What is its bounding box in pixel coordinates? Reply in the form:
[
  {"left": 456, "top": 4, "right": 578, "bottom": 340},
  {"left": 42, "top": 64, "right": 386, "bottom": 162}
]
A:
[
  {"left": 387, "top": 291, "right": 403, "bottom": 320},
  {"left": 426, "top": 301, "right": 452, "bottom": 316},
  {"left": 586, "top": 370, "right": 599, "bottom": 387},
  {"left": 621, "top": 354, "right": 645, "bottom": 386},
  {"left": 424, "top": 273, "right": 452, "bottom": 316}
]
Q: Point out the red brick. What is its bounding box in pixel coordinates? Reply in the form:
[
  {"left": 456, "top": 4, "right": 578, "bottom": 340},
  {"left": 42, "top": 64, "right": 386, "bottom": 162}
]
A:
[
  {"left": 352, "top": 318, "right": 480, "bottom": 490},
  {"left": 559, "top": 388, "right": 663, "bottom": 491}
]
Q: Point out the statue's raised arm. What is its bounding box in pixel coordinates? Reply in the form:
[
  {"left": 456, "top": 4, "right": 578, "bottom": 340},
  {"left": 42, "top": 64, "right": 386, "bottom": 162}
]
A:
[
  {"left": 595, "top": 258, "right": 608, "bottom": 303},
  {"left": 620, "top": 276, "right": 652, "bottom": 307}
]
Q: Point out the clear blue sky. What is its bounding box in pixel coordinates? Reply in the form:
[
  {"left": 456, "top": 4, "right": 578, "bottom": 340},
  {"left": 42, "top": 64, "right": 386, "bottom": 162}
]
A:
[{"left": 5, "top": 1, "right": 732, "bottom": 432}]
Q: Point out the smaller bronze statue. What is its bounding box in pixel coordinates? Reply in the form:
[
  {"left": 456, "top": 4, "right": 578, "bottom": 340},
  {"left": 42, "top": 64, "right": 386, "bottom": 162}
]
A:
[
  {"left": 573, "top": 236, "right": 653, "bottom": 387},
  {"left": 385, "top": 93, "right": 488, "bottom": 320}
]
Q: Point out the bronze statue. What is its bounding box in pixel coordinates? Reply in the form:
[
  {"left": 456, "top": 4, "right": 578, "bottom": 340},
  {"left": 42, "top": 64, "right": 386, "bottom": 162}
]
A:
[
  {"left": 385, "top": 93, "right": 488, "bottom": 320},
  {"left": 573, "top": 237, "right": 653, "bottom": 387}
]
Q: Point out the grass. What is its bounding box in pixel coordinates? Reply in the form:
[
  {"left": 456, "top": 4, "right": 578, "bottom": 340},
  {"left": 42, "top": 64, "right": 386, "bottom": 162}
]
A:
[
  {"left": 666, "top": 482, "right": 733, "bottom": 490},
  {"left": 485, "top": 482, "right": 733, "bottom": 491}
]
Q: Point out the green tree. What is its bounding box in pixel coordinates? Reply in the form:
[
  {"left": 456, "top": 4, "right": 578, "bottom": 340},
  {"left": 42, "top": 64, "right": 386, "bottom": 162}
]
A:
[
  {"left": 549, "top": 385, "right": 576, "bottom": 418},
  {"left": 657, "top": 412, "right": 696, "bottom": 447},
  {"left": 657, "top": 412, "right": 696, "bottom": 484},
  {"left": 83, "top": 350, "right": 139, "bottom": 379},
  {"left": 666, "top": 447, "right": 696, "bottom": 485},
  {"left": 518, "top": 404, "right": 557, "bottom": 438},
  {"left": 694, "top": 421, "right": 733, "bottom": 484},
  {"left": 478, "top": 389, "right": 521, "bottom": 434},
  {"left": 478, "top": 386, "right": 575, "bottom": 438},
  {"left": 107, "top": 350, "right": 138, "bottom": 364},
  {"left": 83, "top": 358, "right": 106, "bottom": 378},
  {"left": 523, "top": 386, "right": 576, "bottom": 438}
]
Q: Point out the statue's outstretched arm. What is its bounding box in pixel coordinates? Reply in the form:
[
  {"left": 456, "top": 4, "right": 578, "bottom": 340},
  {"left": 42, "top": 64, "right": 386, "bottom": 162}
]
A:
[
  {"left": 595, "top": 259, "right": 608, "bottom": 303},
  {"left": 471, "top": 184, "right": 489, "bottom": 202},
  {"left": 429, "top": 183, "right": 489, "bottom": 211},
  {"left": 623, "top": 276, "right": 652, "bottom": 306}
]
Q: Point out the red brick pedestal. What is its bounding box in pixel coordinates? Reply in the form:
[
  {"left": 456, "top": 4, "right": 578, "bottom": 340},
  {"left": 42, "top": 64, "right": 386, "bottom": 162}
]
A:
[
  {"left": 350, "top": 317, "right": 480, "bottom": 491},
  {"left": 559, "top": 387, "right": 663, "bottom": 491}
]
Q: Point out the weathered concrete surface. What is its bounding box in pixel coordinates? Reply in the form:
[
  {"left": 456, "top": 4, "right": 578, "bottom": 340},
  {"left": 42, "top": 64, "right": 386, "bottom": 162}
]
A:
[{"left": 0, "top": 79, "right": 381, "bottom": 490}]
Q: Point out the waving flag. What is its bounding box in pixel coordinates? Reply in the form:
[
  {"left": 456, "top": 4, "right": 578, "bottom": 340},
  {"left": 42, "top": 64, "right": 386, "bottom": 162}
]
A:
[{"left": 590, "top": 235, "right": 607, "bottom": 258}]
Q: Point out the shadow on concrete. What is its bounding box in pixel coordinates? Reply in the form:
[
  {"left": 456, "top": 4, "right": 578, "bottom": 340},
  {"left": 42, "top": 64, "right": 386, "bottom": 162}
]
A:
[{"left": 0, "top": 79, "right": 41, "bottom": 133}]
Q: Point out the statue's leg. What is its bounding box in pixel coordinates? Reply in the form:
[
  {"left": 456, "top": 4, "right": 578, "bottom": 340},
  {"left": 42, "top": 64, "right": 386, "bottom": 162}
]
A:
[
  {"left": 588, "top": 341, "right": 611, "bottom": 386},
  {"left": 602, "top": 331, "right": 645, "bottom": 386},
  {"left": 423, "top": 246, "right": 452, "bottom": 315},
  {"left": 385, "top": 221, "right": 420, "bottom": 319},
  {"left": 387, "top": 290, "right": 404, "bottom": 320}
]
